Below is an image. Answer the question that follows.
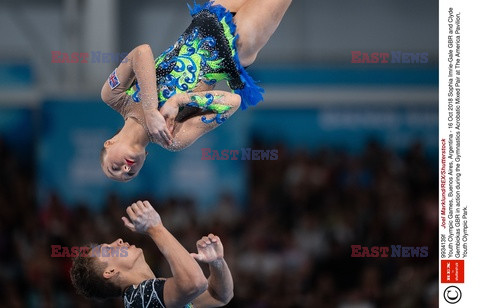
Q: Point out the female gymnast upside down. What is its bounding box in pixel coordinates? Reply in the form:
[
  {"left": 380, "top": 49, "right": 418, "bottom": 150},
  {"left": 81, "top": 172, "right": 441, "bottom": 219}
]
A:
[{"left": 100, "top": 0, "right": 291, "bottom": 181}]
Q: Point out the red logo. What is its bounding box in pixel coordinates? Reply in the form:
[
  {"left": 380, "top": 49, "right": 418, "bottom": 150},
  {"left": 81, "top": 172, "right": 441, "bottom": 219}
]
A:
[{"left": 441, "top": 260, "right": 464, "bottom": 283}]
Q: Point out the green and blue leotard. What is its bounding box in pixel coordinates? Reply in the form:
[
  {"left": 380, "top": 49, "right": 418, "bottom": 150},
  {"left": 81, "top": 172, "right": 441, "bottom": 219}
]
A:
[{"left": 126, "top": 1, "right": 264, "bottom": 111}]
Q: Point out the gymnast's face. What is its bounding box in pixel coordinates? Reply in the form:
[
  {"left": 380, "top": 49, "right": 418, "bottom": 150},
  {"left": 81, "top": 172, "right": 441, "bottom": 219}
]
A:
[
  {"left": 102, "top": 138, "right": 147, "bottom": 182},
  {"left": 97, "top": 238, "right": 144, "bottom": 277}
]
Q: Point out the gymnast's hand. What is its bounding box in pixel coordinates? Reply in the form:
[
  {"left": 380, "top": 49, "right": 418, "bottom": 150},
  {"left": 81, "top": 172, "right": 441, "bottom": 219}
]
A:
[
  {"left": 122, "top": 200, "right": 163, "bottom": 234},
  {"left": 160, "top": 98, "right": 179, "bottom": 135},
  {"left": 145, "top": 110, "right": 173, "bottom": 146},
  {"left": 190, "top": 234, "right": 224, "bottom": 265}
]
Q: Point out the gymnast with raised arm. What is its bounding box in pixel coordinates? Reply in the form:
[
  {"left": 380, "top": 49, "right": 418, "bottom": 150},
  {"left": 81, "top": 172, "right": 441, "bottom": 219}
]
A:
[
  {"left": 100, "top": 0, "right": 291, "bottom": 181},
  {"left": 71, "top": 200, "right": 233, "bottom": 307}
]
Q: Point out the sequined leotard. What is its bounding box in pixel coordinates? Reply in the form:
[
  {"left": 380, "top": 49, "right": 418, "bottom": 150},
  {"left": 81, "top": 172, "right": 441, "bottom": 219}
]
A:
[
  {"left": 126, "top": 1, "right": 264, "bottom": 110},
  {"left": 123, "top": 279, "right": 193, "bottom": 308}
]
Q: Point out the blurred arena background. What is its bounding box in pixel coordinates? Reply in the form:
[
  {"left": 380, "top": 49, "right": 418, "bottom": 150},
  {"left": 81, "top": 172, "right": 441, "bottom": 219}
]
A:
[{"left": 0, "top": 0, "right": 438, "bottom": 307}]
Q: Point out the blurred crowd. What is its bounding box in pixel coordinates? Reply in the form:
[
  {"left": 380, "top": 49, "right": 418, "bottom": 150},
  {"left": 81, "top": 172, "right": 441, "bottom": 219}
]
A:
[{"left": 0, "top": 136, "right": 438, "bottom": 308}]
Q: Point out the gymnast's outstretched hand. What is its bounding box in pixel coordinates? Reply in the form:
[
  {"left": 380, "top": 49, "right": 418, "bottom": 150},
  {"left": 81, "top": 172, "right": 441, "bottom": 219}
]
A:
[
  {"left": 121, "top": 200, "right": 163, "bottom": 234},
  {"left": 190, "top": 233, "right": 224, "bottom": 264}
]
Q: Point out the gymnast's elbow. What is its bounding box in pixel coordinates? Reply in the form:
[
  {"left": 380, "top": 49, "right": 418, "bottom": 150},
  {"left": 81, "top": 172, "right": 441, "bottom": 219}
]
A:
[
  {"left": 229, "top": 93, "right": 241, "bottom": 110},
  {"left": 217, "top": 289, "right": 234, "bottom": 306},
  {"left": 135, "top": 43, "right": 152, "bottom": 54},
  {"left": 193, "top": 277, "right": 209, "bottom": 296}
]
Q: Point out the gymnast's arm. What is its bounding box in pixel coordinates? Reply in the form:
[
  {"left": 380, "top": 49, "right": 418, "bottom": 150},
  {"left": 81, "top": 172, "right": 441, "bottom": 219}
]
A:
[
  {"left": 160, "top": 91, "right": 241, "bottom": 131},
  {"left": 191, "top": 234, "right": 234, "bottom": 308},
  {"left": 101, "top": 44, "right": 172, "bottom": 144},
  {"left": 122, "top": 201, "right": 208, "bottom": 307},
  {"left": 130, "top": 44, "right": 175, "bottom": 144}
]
